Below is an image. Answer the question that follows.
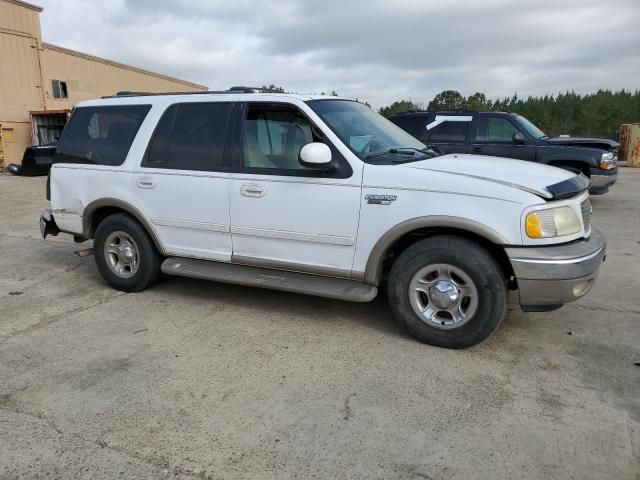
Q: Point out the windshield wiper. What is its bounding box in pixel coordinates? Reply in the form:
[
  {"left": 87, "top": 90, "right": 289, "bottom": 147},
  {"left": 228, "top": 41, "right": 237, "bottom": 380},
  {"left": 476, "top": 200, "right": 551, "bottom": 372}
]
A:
[{"left": 365, "top": 147, "right": 419, "bottom": 159}]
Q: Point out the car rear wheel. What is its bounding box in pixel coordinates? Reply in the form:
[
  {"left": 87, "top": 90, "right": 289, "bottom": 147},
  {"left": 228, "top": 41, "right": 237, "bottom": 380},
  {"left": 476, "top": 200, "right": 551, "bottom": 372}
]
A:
[
  {"left": 94, "top": 213, "right": 161, "bottom": 292},
  {"left": 387, "top": 235, "right": 507, "bottom": 348}
]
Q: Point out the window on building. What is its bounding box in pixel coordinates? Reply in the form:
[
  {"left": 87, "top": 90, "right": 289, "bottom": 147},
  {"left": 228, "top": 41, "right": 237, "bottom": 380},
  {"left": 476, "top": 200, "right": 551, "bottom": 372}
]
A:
[
  {"left": 56, "top": 105, "right": 151, "bottom": 166},
  {"left": 428, "top": 120, "right": 470, "bottom": 143},
  {"left": 474, "top": 117, "right": 520, "bottom": 142},
  {"left": 51, "top": 80, "right": 68, "bottom": 99},
  {"left": 144, "top": 102, "right": 232, "bottom": 171}
]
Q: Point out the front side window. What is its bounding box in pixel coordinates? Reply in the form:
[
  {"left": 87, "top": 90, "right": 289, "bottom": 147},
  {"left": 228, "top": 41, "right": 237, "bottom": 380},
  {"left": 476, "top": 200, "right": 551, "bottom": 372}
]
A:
[
  {"left": 144, "top": 102, "right": 232, "bottom": 171},
  {"left": 428, "top": 120, "right": 470, "bottom": 143},
  {"left": 242, "top": 104, "right": 318, "bottom": 170},
  {"left": 474, "top": 117, "right": 520, "bottom": 142},
  {"left": 55, "top": 105, "right": 150, "bottom": 166}
]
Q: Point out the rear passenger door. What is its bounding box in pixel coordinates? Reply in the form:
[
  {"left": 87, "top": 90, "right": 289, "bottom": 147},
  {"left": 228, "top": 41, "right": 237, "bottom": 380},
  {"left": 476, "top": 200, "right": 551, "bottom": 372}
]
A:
[
  {"left": 424, "top": 116, "right": 472, "bottom": 154},
  {"left": 131, "top": 102, "right": 233, "bottom": 262},
  {"left": 471, "top": 115, "right": 536, "bottom": 161}
]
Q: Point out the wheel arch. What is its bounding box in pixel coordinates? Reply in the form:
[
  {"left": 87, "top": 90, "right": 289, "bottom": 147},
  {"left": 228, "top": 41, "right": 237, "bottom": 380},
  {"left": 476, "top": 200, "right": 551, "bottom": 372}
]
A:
[
  {"left": 83, "top": 198, "right": 166, "bottom": 255},
  {"left": 361, "top": 216, "right": 514, "bottom": 286},
  {"left": 548, "top": 160, "right": 591, "bottom": 177}
]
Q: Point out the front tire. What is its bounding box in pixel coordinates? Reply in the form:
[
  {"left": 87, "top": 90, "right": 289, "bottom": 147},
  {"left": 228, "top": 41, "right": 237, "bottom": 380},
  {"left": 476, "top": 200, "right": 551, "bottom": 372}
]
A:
[
  {"left": 387, "top": 236, "right": 507, "bottom": 348},
  {"left": 94, "top": 213, "right": 161, "bottom": 292}
]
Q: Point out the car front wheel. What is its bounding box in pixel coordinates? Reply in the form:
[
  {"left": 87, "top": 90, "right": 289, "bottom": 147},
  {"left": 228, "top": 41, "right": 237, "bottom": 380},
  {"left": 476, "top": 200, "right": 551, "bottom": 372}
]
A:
[{"left": 387, "top": 236, "right": 507, "bottom": 348}]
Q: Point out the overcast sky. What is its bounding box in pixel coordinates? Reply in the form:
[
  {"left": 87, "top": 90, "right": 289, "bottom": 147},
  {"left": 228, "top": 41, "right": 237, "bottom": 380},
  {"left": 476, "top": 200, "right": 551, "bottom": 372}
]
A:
[{"left": 38, "top": 0, "right": 640, "bottom": 108}]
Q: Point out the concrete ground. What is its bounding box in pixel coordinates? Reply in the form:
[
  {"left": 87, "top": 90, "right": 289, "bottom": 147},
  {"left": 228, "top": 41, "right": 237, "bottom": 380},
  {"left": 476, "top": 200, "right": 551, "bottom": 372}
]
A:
[{"left": 0, "top": 169, "right": 638, "bottom": 480}]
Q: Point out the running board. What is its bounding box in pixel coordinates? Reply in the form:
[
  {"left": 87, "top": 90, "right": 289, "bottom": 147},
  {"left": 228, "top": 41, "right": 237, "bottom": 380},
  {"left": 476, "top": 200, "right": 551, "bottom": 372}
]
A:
[{"left": 161, "top": 258, "right": 378, "bottom": 303}]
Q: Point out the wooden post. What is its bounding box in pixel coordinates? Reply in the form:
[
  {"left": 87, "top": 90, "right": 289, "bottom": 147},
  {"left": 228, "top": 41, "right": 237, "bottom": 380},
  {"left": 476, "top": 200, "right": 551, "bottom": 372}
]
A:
[{"left": 619, "top": 124, "right": 640, "bottom": 168}]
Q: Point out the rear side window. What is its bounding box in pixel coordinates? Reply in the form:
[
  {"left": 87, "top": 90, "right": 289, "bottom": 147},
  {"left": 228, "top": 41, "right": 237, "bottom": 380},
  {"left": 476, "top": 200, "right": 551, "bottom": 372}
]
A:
[
  {"left": 428, "top": 120, "right": 470, "bottom": 143},
  {"left": 143, "top": 102, "right": 232, "bottom": 171},
  {"left": 391, "top": 115, "right": 430, "bottom": 141},
  {"left": 56, "top": 105, "right": 150, "bottom": 166}
]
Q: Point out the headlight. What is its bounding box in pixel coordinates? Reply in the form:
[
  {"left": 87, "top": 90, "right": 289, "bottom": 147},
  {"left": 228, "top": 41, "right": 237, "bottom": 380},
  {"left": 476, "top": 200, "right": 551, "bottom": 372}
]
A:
[
  {"left": 600, "top": 152, "right": 616, "bottom": 170},
  {"left": 525, "top": 206, "right": 581, "bottom": 238}
]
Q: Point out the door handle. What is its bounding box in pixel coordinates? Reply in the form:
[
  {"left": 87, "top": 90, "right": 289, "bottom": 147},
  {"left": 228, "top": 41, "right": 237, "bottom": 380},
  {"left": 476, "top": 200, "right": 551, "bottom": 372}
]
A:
[
  {"left": 471, "top": 146, "right": 483, "bottom": 153},
  {"left": 240, "top": 184, "right": 266, "bottom": 198},
  {"left": 136, "top": 177, "right": 155, "bottom": 189}
]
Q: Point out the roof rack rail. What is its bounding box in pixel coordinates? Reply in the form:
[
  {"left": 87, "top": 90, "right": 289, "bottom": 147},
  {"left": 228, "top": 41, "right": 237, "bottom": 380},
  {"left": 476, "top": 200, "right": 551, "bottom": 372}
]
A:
[
  {"left": 228, "top": 86, "right": 263, "bottom": 93},
  {"left": 101, "top": 86, "right": 283, "bottom": 99},
  {"left": 102, "top": 90, "right": 227, "bottom": 98}
]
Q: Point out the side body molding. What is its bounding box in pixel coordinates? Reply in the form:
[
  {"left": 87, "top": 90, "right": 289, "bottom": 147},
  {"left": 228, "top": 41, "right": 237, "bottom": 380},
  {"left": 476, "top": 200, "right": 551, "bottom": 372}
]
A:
[
  {"left": 82, "top": 198, "right": 167, "bottom": 255},
  {"left": 360, "top": 216, "right": 509, "bottom": 285}
]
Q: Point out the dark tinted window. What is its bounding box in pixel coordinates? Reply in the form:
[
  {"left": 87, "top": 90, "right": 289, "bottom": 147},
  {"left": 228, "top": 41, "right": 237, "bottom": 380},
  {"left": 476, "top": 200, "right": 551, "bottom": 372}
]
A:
[
  {"left": 144, "top": 102, "right": 232, "bottom": 171},
  {"left": 475, "top": 117, "right": 519, "bottom": 142},
  {"left": 56, "top": 105, "right": 150, "bottom": 166},
  {"left": 391, "top": 115, "right": 429, "bottom": 140},
  {"left": 428, "top": 120, "right": 470, "bottom": 143}
]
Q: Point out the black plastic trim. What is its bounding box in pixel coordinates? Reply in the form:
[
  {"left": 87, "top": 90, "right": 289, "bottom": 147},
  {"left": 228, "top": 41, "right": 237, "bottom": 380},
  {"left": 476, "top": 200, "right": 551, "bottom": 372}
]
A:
[{"left": 545, "top": 173, "right": 591, "bottom": 199}]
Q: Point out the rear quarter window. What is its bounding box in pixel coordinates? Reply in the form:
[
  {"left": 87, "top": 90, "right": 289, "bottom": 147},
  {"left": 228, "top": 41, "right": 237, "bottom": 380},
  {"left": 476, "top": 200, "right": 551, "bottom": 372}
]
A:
[
  {"left": 391, "top": 115, "right": 431, "bottom": 141},
  {"left": 55, "top": 105, "right": 151, "bottom": 166},
  {"left": 428, "top": 120, "right": 470, "bottom": 143}
]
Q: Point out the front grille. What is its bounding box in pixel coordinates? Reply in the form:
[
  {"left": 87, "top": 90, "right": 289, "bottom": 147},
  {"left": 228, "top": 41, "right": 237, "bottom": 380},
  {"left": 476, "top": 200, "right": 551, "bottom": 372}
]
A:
[{"left": 581, "top": 198, "right": 592, "bottom": 230}]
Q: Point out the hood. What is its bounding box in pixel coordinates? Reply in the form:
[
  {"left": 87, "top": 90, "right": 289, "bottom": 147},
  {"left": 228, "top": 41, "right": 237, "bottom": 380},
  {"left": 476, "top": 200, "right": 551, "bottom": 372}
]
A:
[
  {"left": 545, "top": 136, "right": 619, "bottom": 151},
  {"left": 403, "top": 154, "right": 589, "bottom": 200}
]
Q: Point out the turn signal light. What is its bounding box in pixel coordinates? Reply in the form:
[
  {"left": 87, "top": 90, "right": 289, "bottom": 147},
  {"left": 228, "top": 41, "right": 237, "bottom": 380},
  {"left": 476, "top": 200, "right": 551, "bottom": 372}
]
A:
[{"left": 526, "top": 213, "right": 543, "bottom": 238}]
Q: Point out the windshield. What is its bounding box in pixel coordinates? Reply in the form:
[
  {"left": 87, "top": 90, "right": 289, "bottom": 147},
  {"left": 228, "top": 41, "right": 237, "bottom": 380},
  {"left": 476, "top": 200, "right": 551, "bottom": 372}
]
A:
[
  {"left": 514, "top": 115, "right": 547, "bottom": 139},
  {"left": 307, "top": 99, "right": 429, "bottom": 160}
]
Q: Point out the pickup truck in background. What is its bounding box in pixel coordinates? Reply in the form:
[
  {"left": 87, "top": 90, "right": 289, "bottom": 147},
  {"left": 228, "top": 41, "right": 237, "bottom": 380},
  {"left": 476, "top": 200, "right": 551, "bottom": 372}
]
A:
[
  {"left": 390, "top": 111, "right": 618, "bottom": 194},
  {"left": 6, "top": 142, "right": 56, "bottom": 177}
]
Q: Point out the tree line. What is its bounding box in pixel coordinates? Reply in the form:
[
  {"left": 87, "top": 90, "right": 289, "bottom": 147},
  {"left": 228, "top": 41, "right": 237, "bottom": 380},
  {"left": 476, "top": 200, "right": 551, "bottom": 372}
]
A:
[{"left": 378, "top": 89, "right": 640, "bottom": 139}]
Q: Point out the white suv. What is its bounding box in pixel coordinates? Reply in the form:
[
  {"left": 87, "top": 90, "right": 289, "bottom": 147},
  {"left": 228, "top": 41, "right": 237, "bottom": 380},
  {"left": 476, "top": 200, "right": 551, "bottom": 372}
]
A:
[{"left": 40, "top": 88, "right": 606, "bottom": 348}]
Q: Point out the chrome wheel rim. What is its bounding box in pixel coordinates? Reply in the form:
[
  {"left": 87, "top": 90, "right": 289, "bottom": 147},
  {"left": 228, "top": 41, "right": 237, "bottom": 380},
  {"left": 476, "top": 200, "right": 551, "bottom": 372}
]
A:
[
  {"left": 408, "top": 263, "right": 478, "bottom": 330},
  {"left": 104, "top": 231, "right": 140, "bottom": 279}
]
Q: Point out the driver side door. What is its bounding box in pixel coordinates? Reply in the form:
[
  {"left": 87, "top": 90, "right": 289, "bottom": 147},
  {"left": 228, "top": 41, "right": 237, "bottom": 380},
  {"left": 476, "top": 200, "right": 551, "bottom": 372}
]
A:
[
  {"left": 228, "top": 102, "right": 362, "bottom": 278},
  {"left": 470, "top": 115, "right": 536, "bottom": 161}
]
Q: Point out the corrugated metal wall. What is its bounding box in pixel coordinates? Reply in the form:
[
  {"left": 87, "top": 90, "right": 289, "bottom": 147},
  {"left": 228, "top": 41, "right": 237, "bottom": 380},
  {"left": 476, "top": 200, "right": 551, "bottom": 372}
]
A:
[
  {"left": 0, "top": 31, "right": 44, "bottom": 121},
  {"left": 0, "top": 121, "right": 32, "bottom": 169},
  {"left": 0, "top": 0, "right": 42, "bottom": 40},
  {"left": 42, "top": 44, "right": 205, "bottom": 111}
]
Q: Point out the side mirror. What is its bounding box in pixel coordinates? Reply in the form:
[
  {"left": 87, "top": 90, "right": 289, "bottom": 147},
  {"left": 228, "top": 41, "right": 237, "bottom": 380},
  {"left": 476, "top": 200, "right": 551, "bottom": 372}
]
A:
[
  {"left": 512, "top": 132, "right": 527, "bottom": 145},
  {"left": 299, "top": 142, "right": 332, "bottom": 169}
]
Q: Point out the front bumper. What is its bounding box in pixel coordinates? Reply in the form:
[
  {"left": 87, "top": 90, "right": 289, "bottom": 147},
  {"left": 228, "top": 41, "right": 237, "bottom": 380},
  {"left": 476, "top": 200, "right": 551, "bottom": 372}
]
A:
[
  {"left": 589, "top": 166, "right": 618, "bottom": 194},
  {"left": 40, "top": 208, "right": 60, "bottom": 239},
  {"left": 506, "top": 227, "right": 606, "bottom": 311}
]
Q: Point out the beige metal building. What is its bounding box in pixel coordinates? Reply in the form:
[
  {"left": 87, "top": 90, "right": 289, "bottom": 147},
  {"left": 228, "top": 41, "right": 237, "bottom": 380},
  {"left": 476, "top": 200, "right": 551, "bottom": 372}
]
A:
[{"left": 0, "top": 0, "right": 207, "bottom": 169}]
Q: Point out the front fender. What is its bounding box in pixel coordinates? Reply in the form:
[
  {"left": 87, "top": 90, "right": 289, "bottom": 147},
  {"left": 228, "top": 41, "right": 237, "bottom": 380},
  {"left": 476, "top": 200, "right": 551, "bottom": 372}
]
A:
[
  {"left": 537, "top": 145, "right": 600, "bottom": 168},
  {"left": 359, "top": 216, "right": 509, "bottom": 285}
]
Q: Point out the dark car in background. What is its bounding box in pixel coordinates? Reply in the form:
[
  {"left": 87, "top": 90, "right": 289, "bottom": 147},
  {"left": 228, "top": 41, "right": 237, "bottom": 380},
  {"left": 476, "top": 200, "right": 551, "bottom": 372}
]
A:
[
  {"left": 6, "top": 142, "right": 56, "bottom": 177},
  {"left": 390, "top": 111, "right": 618, "bottom": 194}
]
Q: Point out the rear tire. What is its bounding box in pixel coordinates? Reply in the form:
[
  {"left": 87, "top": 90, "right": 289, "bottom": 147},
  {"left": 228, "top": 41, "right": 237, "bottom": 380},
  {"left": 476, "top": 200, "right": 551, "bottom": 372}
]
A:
[
  {"left": 94, "top": 213, "right": 161, "bottom": 292},
  {"left": 387, "top": 236, "right": 507, "bottom": 348}
]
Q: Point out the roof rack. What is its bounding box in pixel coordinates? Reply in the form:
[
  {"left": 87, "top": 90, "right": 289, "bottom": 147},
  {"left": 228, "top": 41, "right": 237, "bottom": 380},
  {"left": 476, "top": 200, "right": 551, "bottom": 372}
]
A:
[{"left": 102, "top": 86, "right": 281, "bottom": 99}]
